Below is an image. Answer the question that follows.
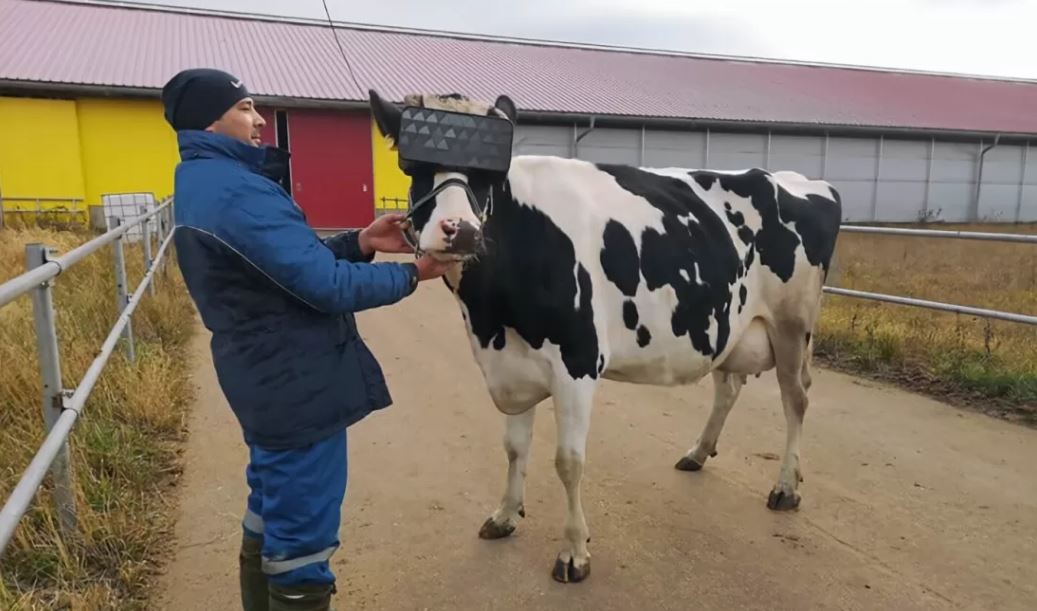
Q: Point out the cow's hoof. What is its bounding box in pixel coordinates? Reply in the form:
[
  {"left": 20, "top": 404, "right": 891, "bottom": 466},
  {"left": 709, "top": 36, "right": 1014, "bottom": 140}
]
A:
[
  {"left": 478, "top": 517, "right": 516, "bottom": 539},
  {"left": 766, "top": 488, "right": 801, "bottom": 511},
  {"left": 675, "top": 456, "right": 704, "bottom": 471},
  {"left": 551, "top": 554, "right": 590, "bottom": 583}
]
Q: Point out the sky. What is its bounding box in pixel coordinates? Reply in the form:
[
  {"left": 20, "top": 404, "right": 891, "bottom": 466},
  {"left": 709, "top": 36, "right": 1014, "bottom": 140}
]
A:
[{"left": 128, "top": 0, "right": 1036, "bottom": 80}]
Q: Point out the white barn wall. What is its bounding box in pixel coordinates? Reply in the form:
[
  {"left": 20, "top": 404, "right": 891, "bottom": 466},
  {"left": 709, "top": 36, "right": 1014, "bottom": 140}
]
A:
[{"left": 512, "top": 123, "right": 1036, "bottom": 223}]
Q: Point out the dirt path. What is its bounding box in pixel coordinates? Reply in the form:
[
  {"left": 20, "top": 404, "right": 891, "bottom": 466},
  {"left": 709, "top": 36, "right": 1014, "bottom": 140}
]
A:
[{"left": 157, "top": 271, "right": 1037, "bottom": 611}]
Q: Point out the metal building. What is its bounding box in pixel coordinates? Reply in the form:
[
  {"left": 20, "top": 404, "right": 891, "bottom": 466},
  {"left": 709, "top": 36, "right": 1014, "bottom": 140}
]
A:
[{"left": 1, "top": 0, "right": 1035, "bottom": 227}]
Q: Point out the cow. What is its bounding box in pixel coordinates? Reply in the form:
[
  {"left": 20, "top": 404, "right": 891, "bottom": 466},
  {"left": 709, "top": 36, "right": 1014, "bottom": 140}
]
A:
[{"left": 368, "top": 89, "right": 843, "bottom": 583}]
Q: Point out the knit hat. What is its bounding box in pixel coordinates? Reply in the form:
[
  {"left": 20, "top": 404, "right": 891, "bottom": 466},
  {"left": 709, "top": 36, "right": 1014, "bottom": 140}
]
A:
[{"left": 161, "top": 68, "right": 251, "bottom": 131}]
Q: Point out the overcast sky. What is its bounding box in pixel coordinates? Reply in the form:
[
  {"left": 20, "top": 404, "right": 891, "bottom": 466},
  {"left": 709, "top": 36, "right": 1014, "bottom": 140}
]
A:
[{"left": 136, "top": 0, "right": 1036, "bottom": 79}]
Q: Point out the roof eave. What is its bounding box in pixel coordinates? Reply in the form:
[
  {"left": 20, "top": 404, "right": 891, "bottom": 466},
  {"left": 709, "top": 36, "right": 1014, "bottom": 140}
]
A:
[
  {"left": 0, "top": 79, "right": 371, "bottom": 109},
  {"left": 0, "top": 80, "right": 1031, "bottom": 141}
]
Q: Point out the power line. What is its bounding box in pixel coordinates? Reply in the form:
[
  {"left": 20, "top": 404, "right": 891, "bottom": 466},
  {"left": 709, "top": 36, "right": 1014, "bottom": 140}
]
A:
[{"left": 320, "top": 0, "right": 364, "bottom": 97}]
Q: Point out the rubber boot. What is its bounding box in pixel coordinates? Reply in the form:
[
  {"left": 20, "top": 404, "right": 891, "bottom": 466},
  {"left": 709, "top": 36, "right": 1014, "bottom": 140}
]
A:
[
  {"left": 268, "top": 581, "right": 335, "bottom": 611},
  {"left": 239, "top": 533, "right": 269, "bottom": 611}
]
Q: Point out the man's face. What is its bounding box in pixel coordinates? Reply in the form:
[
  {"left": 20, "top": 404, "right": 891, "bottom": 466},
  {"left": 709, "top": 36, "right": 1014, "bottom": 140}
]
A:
[{"left": 208, "top": 97, "right": 265, "bottom": 146}]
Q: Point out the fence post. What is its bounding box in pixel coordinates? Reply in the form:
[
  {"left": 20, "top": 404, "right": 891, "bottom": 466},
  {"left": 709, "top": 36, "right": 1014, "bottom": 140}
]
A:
[
  {"left": 110, "top": 216, "right": 136, "bottom": 363},
  {"left": 141, "top": 205, "right": 155, "bottom": 296},
  {"left": 163, "top": 204, "right": 173, "bottom": 278},
  {"left": 25, "top": 243, "right": 78, "bottom": 537}
]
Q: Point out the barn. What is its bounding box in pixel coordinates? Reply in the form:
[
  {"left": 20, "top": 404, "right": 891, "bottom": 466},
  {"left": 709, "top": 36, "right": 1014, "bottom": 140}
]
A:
[{"left": 1, "top": 0, "right": 1036, "bottom": 229}]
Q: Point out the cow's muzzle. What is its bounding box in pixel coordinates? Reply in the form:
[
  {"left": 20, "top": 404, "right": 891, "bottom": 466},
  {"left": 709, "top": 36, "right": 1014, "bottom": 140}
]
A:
[
  {"left": 403, "top": 177, "right": 492, "bottom": 257},
  {"left": 442, "top": 219, "right": 483, "bottom": 255}
]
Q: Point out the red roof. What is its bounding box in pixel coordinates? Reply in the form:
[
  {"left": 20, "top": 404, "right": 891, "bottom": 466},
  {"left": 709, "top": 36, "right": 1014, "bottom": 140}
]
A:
[{"left": 2, "top": 0, "right": 1037, "bottom": 136}]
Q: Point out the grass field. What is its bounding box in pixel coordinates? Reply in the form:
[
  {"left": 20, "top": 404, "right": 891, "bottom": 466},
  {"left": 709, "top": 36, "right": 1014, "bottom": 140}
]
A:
[
  {"left": 817, "top": 222, "right": 1037, "bottom": 424},
  {"left": 0, "top": 223, "right": 196, "bottom": 610}
]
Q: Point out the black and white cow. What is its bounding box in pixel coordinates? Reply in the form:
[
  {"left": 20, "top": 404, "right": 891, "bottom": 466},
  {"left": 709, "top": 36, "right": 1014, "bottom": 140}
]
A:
[{"left": 370, "top": 90, "right": 842, "bottom": 583}]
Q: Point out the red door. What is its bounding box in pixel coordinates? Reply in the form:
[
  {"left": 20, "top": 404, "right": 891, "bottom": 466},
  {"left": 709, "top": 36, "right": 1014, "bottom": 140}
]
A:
[{"left": 287, "top": 109, "right": 374, "bottom": 229}]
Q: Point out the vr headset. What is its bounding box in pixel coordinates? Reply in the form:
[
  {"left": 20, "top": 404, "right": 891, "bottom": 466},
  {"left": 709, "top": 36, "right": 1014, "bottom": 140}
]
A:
[{"left": 396, "top": 106, "right": 514, "bottom": 176}]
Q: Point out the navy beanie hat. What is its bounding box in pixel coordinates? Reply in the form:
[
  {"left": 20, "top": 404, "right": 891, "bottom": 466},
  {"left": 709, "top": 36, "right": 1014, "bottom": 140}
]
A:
[{"left": 161, "top": 68, "right": 251, "bottom": 131}]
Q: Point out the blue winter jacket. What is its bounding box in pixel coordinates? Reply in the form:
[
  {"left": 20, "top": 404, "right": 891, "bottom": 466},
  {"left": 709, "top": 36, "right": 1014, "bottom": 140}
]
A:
[{"left": 172, "top": 130, "right": 418, "bottom": 450}]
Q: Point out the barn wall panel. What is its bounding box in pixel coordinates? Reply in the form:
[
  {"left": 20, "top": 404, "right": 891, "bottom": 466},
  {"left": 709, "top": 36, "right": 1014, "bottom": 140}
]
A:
[
  {"left": 0, "top": 97, "right": 86, "bottom": 212},
  {"left": 769, "top": 134, "right": 824, "bottom": 178},
  {"left": 644, "top": 130, "right": 706, "bottom": 168},
  {"left": 577, "top": 128, "right": 640, "bottom": 165},
  {"left": 77, "top": 98, "right": 178, "bottom": 209},
  {"left": 514, "top": 125, "right": 572, "bottom": 158}
]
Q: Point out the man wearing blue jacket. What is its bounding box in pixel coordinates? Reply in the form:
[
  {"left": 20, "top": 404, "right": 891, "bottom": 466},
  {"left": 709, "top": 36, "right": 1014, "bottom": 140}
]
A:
[{"left": 161, "top": 68, "right": 450, "bottom": 611}]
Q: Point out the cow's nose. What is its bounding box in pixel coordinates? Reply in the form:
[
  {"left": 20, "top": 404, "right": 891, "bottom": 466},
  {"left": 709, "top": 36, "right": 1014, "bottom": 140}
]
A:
[
  {"left": 440, "top": 219, "right": 458, "bottom": 237},
  {"left": 449, "top": 220, "right": 482, "bottom": 253}
]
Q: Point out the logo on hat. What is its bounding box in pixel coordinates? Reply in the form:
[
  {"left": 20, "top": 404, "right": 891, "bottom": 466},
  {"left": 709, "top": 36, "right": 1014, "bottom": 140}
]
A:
[{"left": 231, "top": 79, "right": 243, "bottom": 88}]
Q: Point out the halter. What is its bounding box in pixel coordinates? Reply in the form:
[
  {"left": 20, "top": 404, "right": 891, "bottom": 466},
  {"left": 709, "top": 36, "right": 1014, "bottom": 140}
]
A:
[{"left": 400, "top": 176, "right": 496, "bottom": 257}]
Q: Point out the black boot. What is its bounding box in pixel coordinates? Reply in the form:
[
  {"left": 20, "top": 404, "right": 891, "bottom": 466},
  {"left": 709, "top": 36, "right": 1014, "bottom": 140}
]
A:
[
  {"left": 268, "top": 581, "right": 335, "bottom": 611},
  {"left": 239, "top": 534, "right": 269, "bottom": 611}
]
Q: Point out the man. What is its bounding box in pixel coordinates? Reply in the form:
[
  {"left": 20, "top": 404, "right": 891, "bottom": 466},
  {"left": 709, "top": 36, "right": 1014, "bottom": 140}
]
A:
[{"left": 161, "top": 68, "right": 450, "bottom": 610}]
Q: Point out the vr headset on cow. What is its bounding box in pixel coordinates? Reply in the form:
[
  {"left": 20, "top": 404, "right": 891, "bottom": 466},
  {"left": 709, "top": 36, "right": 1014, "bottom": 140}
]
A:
[{"left": 395, "top": 105, "right": 514, "bottom": 250}]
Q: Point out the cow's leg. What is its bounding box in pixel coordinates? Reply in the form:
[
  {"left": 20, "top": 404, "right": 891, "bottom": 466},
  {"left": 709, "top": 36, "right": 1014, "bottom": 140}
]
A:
[
  {"left": 801, "top": 333, "right": 814, "bottom": 391},
  {"left": 675, "top": 371, "right": 744, "bottom": 471},
  {"left": 551, "top": 380, "right": 595, "bottom": 583},
  {"left": 479, "top": 407, "right": 536, "bottom": 539},
  {"left": 767, "top": 327, "right": 810, "bottom": 511}
]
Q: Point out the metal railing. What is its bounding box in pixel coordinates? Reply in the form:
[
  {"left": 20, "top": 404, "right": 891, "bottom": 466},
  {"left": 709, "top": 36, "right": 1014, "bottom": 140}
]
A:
[
  {"left": 0, "top": 197, "right": 176, "bottom": 557},
  {"left": 0, "top": 197, "right": 87, "bottom": 228},
  {"left": 824, "top": 224, "right": 1037, "bottom": 325},
  {"left": 377, "top": 196, "right": 409, "bottom": 209}
]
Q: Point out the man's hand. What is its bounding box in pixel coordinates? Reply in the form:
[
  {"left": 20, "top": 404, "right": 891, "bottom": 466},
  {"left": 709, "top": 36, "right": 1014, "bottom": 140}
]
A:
[
  {"left": 358, "top": 213, "right": 414, "bottom": 257},
  {"left": 414, "top": 254, "right": 454, "bottom": 281}
]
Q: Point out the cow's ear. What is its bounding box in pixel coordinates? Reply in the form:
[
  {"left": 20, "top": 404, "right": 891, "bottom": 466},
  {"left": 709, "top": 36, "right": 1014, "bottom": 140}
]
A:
[
  {"left": 369, "top": 89, "right": 402, "bottom": 149},
  {"left": 493, "top": 95, "right": 518, "bottom": 123}
]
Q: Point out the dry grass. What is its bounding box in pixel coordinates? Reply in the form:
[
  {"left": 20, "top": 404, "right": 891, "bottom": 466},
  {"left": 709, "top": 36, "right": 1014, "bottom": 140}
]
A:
[
  {"left": 818, "top": 222, "right": 1037, "bottom": 423},
  {"left": 0, "top": 222, "right": 196, "bottom": 609}
]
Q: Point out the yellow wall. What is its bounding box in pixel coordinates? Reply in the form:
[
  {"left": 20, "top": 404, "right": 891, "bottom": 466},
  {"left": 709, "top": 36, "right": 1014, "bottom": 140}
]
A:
[
  {"left": 370, "top": 118, "right": 410, "bottom": 210},
  {"left": 0, "top": 97, "right": 86, "bottom": 211},
  {"left": 76, "top": 98, "right": 179, "bottom": 209}
]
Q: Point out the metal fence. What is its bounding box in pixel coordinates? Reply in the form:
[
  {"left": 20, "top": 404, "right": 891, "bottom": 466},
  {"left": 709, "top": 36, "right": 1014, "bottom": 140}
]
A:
[
  {"left": 0, "top": 197, "right": 176, "bottom": 557},
  {"left": 824, "top": 224, "right": 1037, "bottom": 325},
  {"left": 0, "top": 197, "right": 88, "bottom": 228}
]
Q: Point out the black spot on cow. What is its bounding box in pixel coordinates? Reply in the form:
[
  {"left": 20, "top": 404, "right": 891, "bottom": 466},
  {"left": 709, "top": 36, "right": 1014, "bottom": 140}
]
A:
[
  {"left": 598, "top": 354, "right": 605, "bottom": 374},
  {"left": 739, "top": 285, "right": 748, "bottom": 312},
  {"left": 805, "top": 332, "right": 812, "bottom": 345},
  {"left": 721, "top": 201, "right": 754, "bottom": 245},
  {"left": 623, "top": 300, "right": 639, "bottom": 330},
  {"left": 601, "top": 221, "right": 640, "bottom": 297},
  {"left": 689, "top": 169, "right": 841, "bottom": 282},
  {"left": 598, "top": 164, "right": 741, "bottom": 358},
  {"left": 636, "top": 325, "right": 652, "bottom": 347},
  {"left": 454, "top": 180, "right": 600, "bottom": 380},
  {"left": 776, "top": 186, "right": 842, "bottom": 277},
  {"left": 693, "top": 173, "right": 717, "bottom": 191},
  {"left": 745, "top": 244, "right": 756, "bottom": 269},
  {"left": 725, "top": 208, "right": 746, "bottom": 227},
  {"left": 493, "top": 331, "right": 506, "bottom": 350}
]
